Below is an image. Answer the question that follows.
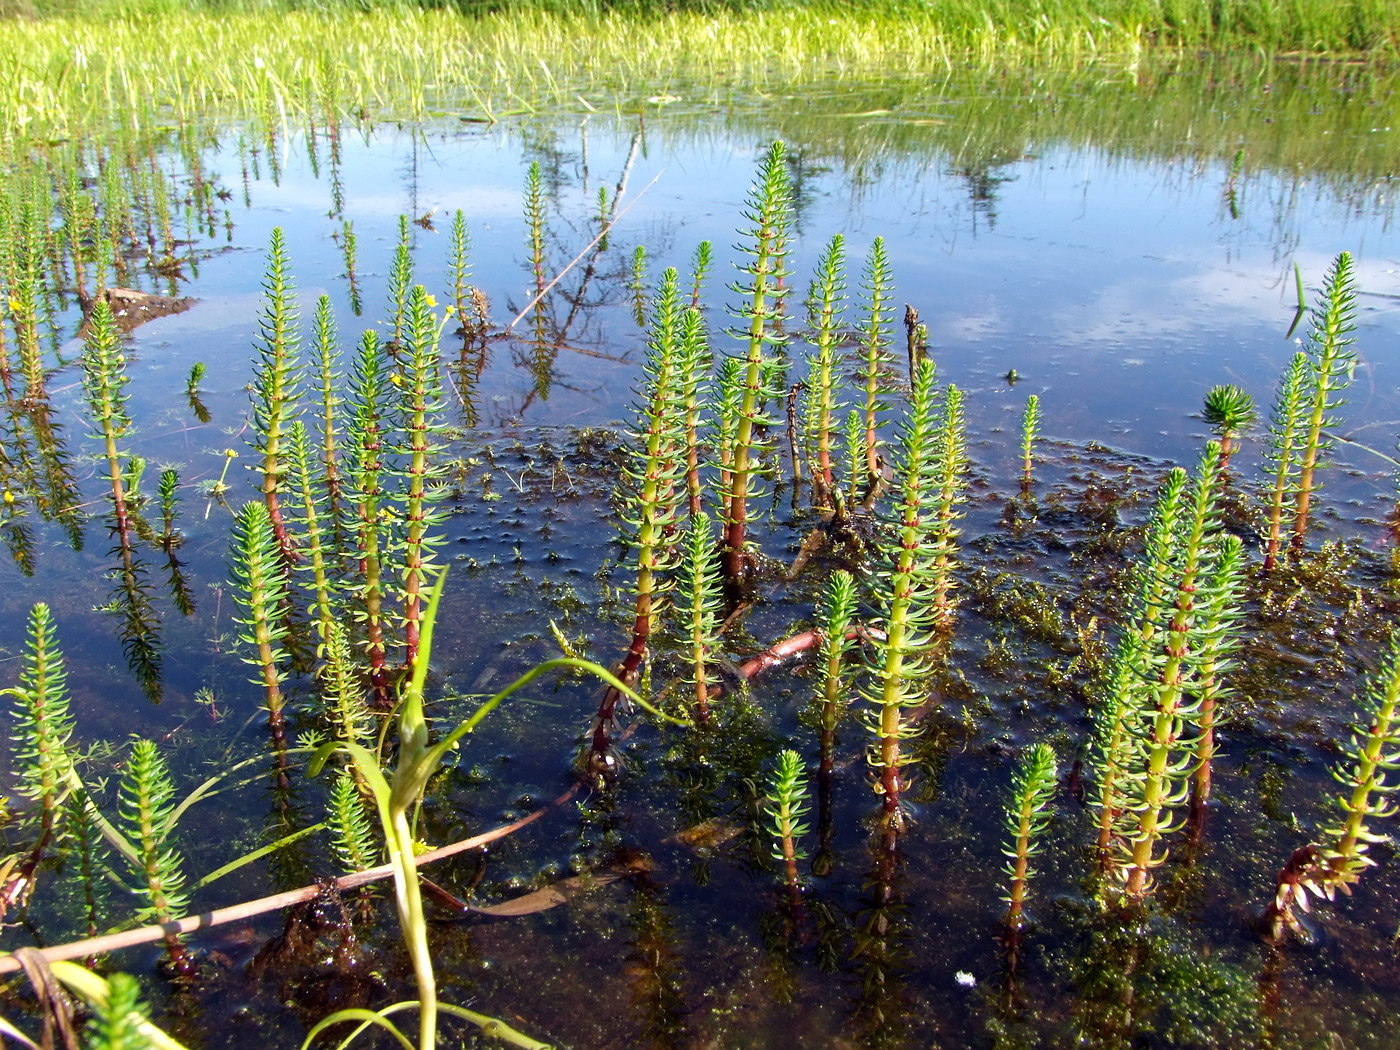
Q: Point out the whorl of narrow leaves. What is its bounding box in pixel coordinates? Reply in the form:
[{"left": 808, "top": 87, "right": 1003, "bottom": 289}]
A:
[
  {"left": 855, "top": 235, "right": 895, "bottom": 500},
  {"left": 764, "top": 749, "right": 811, "bottom": 866},
  {"left": 804, "top": 233, "right": 848, "bottom": 502},
  {"left": 80, "top": 300, "right": 130, "bottom": 443},
  {"left": 1001, "top": 742, "right": 1058, "bottom": 929},
  {"left": 864, "top": 359, "right": 946, "bottom": 829},
  {"left": 1268, "top": 630, "right": 1400, "bottom": 939},
  {"left": 1291, "top": 250, "right": 1358, "bottom": 552},
  {"left": 1020, "top": 393, "right": 1041, "bottom": 487},
  {"left": 83, "top": 972, "right": 150, "bottom": 1050},
  {"left": 118, "top": 738, "right": 189, "bottom": 923},
  {"left": 688, "top": 239, "right": 713, "bottom": 308},
  {"left": 328, "top": 769, "right": 379, "bottom": 874},
  {"left": 8, "top": 602, "right": 77, "bottom": 819},
  {"left": 447, "top": 209, "right": 473, "bottom": 329},
  {"left": 674, "top": 510, "right": 725, "bottom": 721},
  {"left": 249, "top": 227, "right": 304, "bottom": 559},
  {"left": 1263, "top": 351, "right": 1309, "bottom": 570},
  {"left": 721, "top": 141, "right": 794, "bottom": 585},
  {"left": 228, "top": 500, "right": 289, "bottom": 719}
]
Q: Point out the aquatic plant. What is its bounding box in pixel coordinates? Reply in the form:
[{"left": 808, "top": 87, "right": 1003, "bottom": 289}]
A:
[
  {"left": 803, "top": 233, "right": 848, "bottom": 508},
  {"left": 1, "top": 603, "right": 77, "bottom": 912},
  {"left": 228, "top": 500, "right": 291, "bottom": 748},
  {"left": 309, "top": 573, "right": 633, "bottom": 1050},
  {"left": 446, "top": 209, "right": 473, "bottom": 332},
  {"left": 814, "top": 568, "right": 859, "bottom": 874},
  {"left": 1095, "top": 443, "right": 1242, "bottom": 897},
  {"left": 1201, "top": 384, "right": 1255, "bottom": 471},
  {"left": 1261, "top": 351, "right": 1308, "bottom": 572},
  {"left": 674, "top": 510, "right": 725, "bottom": 724},
  {"left": 117, "top": 738, "right": 191, "bottom": 971},
  {"left": 249, "top": 227, "right": 304, "bottom": 564},
  {"left": 1263, "top": 629, "right": 1400, "bottom": 942},
  {"left": 719, "top": 140, "right": 791, "bottom": 595},
  {"left": 394, "top": 285, "right": 449, "bottom": 671},
  {"left": 863, "top": 359, "right": 952, "bottom": 834},
  {"left": 343, "top": 329, "right": 395, "bottom": 706},
  {"left": 629, "top": 244, "right": 649, "bottom": 328},
  {"left": 763, "top": 749, "right": 811, "bottom": 899},
  {"left": 588, "top": 268, "right": 691, "bottom": 771},
  {"left": 1289, "top": 251, "right": 1357, "bottom": 554},
  {"left": 1020, "top": 393, "right": 1040, "bottom": 491},
  {"left": 1001, "top": 742, "right": 1058, "bottom": 932},
  {"left": 854, "top": 236, "right": 895, "bottom": 507},
  {"left": 1262, "top": 252, "right": 1357, "bottom": 568}
]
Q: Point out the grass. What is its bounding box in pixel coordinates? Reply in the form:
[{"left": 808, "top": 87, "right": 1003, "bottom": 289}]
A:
[{"left": 1, "top": 2, "right": 1397, "bottom": 153}]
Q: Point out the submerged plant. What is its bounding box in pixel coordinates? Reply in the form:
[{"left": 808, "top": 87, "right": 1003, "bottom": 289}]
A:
[
  {"left": 1201, "top": 384, "right": 1255, "bottom": 471},
  {"left": 854, "top": 236, "right": 894, "bottom": 506},
  {"left": 117, "top": 738, "right": 191, "bottom": 971},
  {"left": 763, "top": 749, "right": 811, "bottom": 900},
  {"left": 803, "top": 233, "right": 848, "bottom": 507},
  {"left": 719, "top": 141, "right": 792, "bottom": 595},
  {"left": 228, "top": 500, "right": 291, "bottom": 749},
  {"left": 1001, "top": 742, "right": 1058, "bottom": 932},
  {"left": 864, "top": 359, "right": 950, "bottom": 835},
  {"left": 1264, "top": 629, "right": 1400, "bottom": 942},
  {"left": 674, "top": 510, "right": 725, "bottom": 724},
  {"left": 1262, "top": 252, "right": 1357, "bottom": 569},
  {"left": 249, "top": 227, "right": 304, "bottom": 564},
  {"left": 1020, "top": 393, "right": 1040, "bottom": 491}
]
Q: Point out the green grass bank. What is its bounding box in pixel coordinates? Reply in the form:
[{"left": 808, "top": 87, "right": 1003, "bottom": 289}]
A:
[{"left": 3, "top": 1, "right": 1397, "bottom": 150}]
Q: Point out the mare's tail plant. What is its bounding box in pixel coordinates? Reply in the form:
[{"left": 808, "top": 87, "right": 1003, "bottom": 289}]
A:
[
  {"left": 344, "top": 329, "right": 395, "bottom": 706},
  {"left": 1263, "top": 629, "right": 1400, "bottom": 942},
  {"left": 863, "top": 360, "right": 954, "bottom": 836},
  {"left": 854, "top": 236, "right": 894, "bottom": 507},
  {"left": 395, "top": 285, "right": 449, "bottom": 672},
  {"left": 1001, "top": 742, "right": 1058, "bottom": 933},
  {"left": 1262, "top": 352, "right": 1308, "bottom": 572},
  {"left": 1020, "top": 394, "right": 1040, "bottom": 492},
  {"left": 249, "top": 227, "right": 304, "bottom": 565},
  {"left": 1092, "top": 443, "right": 1242, "bottom": 898},
  {"left": 719, "top": 141, "right": 792, "bottom": 597},
  {"left": 674, "top": 510, "right": 725, "bottom": 724},
  {"left": 763, "top": 749, "right": 811, "bottom": 904},
  {"left": 1262, "top": 251, "right": 1357, "bottom": 569},
  {"left": 814, "top": 569, "right": 858, "bottom": 875},
  {"left": 117, "top": 738, "right": 192, "bottom": 973},
  {"left": 803, "top": 233, "right": 848, "bottom": 508},
  {"left": 1290, "top": 251, "right": 1357, "bottom": 555},
  {"left": 1, "top": 603, "right": 78, "bottom": 913},
  {"left": 229, "top": 501, "right": 291, "bottom": 752},
  {"left": 1202, "top": 384, "right": 1255, "bottom": 472},
  {"left": 588, "top": 269, "right": 692, "bottom": 773}
]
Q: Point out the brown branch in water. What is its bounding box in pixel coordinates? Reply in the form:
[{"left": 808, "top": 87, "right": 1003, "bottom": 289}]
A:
[{"left": 0, "top": 779, "right": 584, "bottom": 977}]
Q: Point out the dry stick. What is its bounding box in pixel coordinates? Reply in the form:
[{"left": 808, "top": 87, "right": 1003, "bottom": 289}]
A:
[
  {"left": 504, "top": 170, "right": 663, "bottom": 333},
  {"left": 0, "top": 781, "right": 580, "bottom": 977}
]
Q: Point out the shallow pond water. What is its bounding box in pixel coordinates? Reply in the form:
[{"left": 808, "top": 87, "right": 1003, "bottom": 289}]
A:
[{"left": 2, "top": 56, "right": 1400, "bottom": 1049}]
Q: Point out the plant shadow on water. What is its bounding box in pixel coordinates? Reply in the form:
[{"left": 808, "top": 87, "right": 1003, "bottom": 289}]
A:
[{"left": 0, "top": 46, "right": 1399, "bottom": 1050}]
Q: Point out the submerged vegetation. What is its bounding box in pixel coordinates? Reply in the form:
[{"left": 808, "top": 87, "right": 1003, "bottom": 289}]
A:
[{"left": 0, "top": 0, "right": 1398, "bottom": 1045}]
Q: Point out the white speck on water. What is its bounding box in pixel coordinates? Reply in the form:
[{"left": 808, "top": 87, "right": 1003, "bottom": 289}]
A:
[{"left": 955, "top": 971, "right": 976, "bottom": 988}]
